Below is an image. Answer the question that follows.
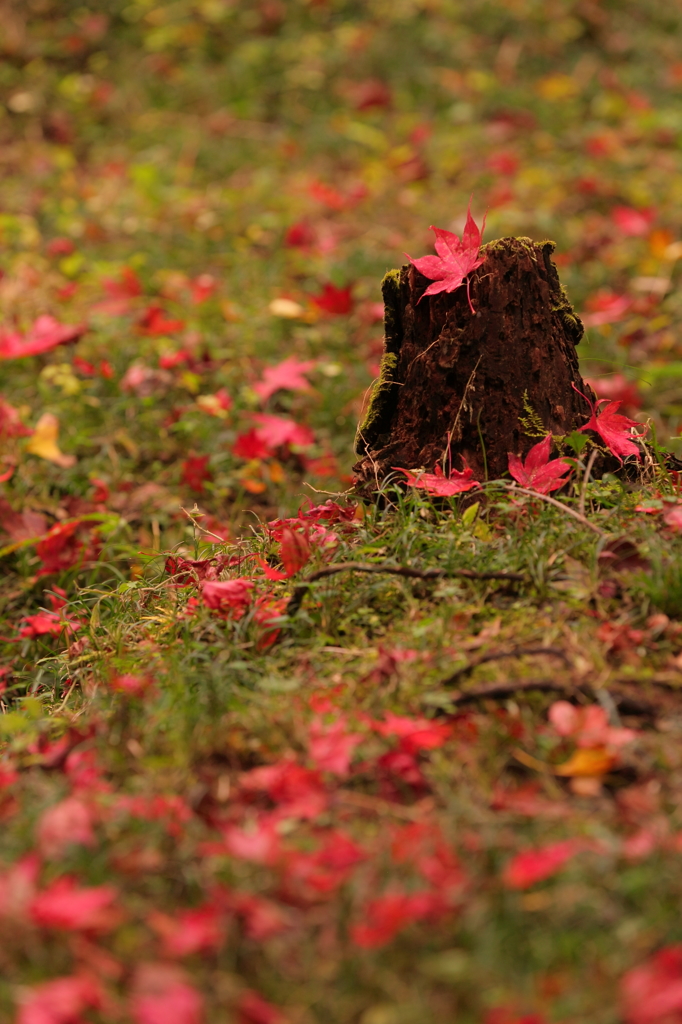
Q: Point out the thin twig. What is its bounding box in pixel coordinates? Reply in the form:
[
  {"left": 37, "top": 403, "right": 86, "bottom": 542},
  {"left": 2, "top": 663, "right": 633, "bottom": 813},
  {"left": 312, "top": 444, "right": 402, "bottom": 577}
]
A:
[
  {"left": 286, "top": 561, "right": 523, "bottom": 616},
  {"left": 440, "top": 646, "right": 571, "bottom": 687},
  {"left": 442, "top": 355, "right": 482, "bottom": 475},
  {"left": 491, "top": 482, "right": 606, "bottom": 536},
  {"left": 437, "top": 676, "right": 663, "bottom": 716},
  {"left": 578, "top": 447, "right": 599, "bottom": 517}
]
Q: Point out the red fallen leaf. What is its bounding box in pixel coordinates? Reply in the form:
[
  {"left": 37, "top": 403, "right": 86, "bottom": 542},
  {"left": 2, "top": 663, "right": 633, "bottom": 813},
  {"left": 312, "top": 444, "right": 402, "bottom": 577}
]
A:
[
  {"left": 310, "top": 282, "right": 354, "bottom": 316},
  {"left": 582, "top": 289, "right": 632, "bottom": 327},
  {"left": 308, "top": 715, "right": 362, "bottom": 776},
  {"left": 130, "top": 964, "right": 203, "bottom": 1024},
  {"left": 348, "top": 78, "right": 393, "bottom": 111},
  {"left": 0, "top": 396, "right": 32, "bottom": 437},
  {"left": 238, "top": 760, "right": 327, "bottom": 819},
  {"left": 280, "top": 527, "right": 310, "bottom": 576},
  {"left": 308, "top": 179, "right": 348, "bottom": 211},
  {"left": 508, "top": 434, "right": 573, "bottom": 494},
  {"left": 181, "top": 455, "right": 212, "bottom": 492},
  {"left": 253, "top": 592, "right": 287, "bottom": 647},
  {"left": 284, "top": 221, "right": 316, "bottom": 248},
  {"left": 36, "top": 519, "right": 100, "bottom": 575},
  {"left": 159, "top": 349, "right": 192, "bottom": 369},
  {"left": 375, "top": 712, "right": 452, "bottom": 753},
  {"left": 502, "top": 839, "right": 583, "bottom": 889},
  {"left": 90, "top": 477, "right": 110, "bottom": 504},
  {"left": 0, "top": 498, "right": 47, "bottom": 541},
  {"left": 37, "top": 796, "right": 95, "bottom": 858},
  {"left": 395, "top": 460, "right": 480, "bottom": 497},
  {"left": 221, "top": 818, "right": 281, "bottom": 864},
  {"left": 350, "top": 890, "right": 432, "bottom": 948},
  {"left": 110, "top": 673, "right": 154, "bottom": 697},
  {"left": 18, "top": 611, "right": 79, "bottom": 639},
  {"left": 620, "top": 945, "right": 682, "bottom": 1024},
  {"left": 612, "top": 205, "right": 656, "bottom": 236},
  {"left": 253, "top": 357, "right": 316, "bottom": 402},
  {"left": 190, "top": 273, "right": 216, "bottom": 304},
  {"left": 138, "top": 304, "right": 185, "bottom": 335},
  {"left": 406, "top": 201, "right": 486, "bottom": 312},
  {"left": 30, "top": 877, "right": 119, "bottom": 931},
  {"left": 252, "top": 414, "right": 315, "bottom": 450},
  {"left": 46, "top": 237, "right": 76, "bottom": 257},
  {"left": 234, "top": 428, "right": 271, "bottom": 460},
  {"left": 16, "top": 972, "right": 103, "bottom": 1024},
  {"left": 573, "top": 384, "right": 647, "bottom": 462},
  {"left": 92, "top": 266, "right": 143, "bottom": 316},
  {"left": 149, "top": 904, "right": 224, "bottom": 958},
  {"left": 237, "top": 990, "right": 285, "bottom": 1024},
  {"left": 0, "top": 315, "right": 86, "bottom": 360},
  {"left": 200, "top": 579, "right": 254, "bottom": 619},
  {"left": 487, "top": 150, "right": 520, "bottom": 176}
]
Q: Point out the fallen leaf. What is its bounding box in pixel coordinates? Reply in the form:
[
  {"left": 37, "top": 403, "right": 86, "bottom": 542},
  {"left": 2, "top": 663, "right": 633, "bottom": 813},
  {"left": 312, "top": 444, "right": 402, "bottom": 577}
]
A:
[{"left": 25, "top": 414, "right": 76, "bottom": 468}]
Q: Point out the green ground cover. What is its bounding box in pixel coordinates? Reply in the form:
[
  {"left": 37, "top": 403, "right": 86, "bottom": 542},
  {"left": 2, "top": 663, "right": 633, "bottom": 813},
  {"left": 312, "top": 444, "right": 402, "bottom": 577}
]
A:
[{"left": 3, "top": 2, "right": 682, "bottom": 1021}]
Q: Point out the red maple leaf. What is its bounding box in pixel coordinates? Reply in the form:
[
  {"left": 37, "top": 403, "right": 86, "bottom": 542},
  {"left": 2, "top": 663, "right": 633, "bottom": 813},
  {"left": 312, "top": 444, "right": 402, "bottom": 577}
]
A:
[
  {"left": 233, "top": 428, "right": 271, "bottom": 460},
  {"left": 406, "top": 201, "right": 486, "bottom": 312},
  {"left": 394, "top": 461, "right": 480, "bottom": 497},
  {"left": 180, "top": 455, "right": 212, "bottom": 492},
  {"left": 611, "top": 205, "right": 655, "bottom": 237},
  {"left": 310, "top": 282, "right": 354, "bottom": 315},
  {"left": 620, "top": 945, "right": 682, "bottom": 1024},
  {"left": 0, "top": 316, "right": 86, "bottom": 360},
  {"left": 30, "top": 876, "right": 118, "bottom": 930},
  {"left": 502, "top": 839, "right": 582, "bottom": 890},
  {"left": 252, "top": 414, "right": 315, "bottom": 450},
  {"left": 573, "top": 384, "right": 647, "bottom": 462},
  {"left": 253, "top": 357, "right": 316, "bottom": 402},
  {"left": 200, "top": 579, "right": 254, "bottom": 619},
  {"left": 130, "top": 965, "right": 203, "bottom": 1024},
  {"left": 138, "top": 304, "right": 185, "bottom": 335},
  {"left": 17, "top": 973, "right": 103, "bottom": 1024},
  {"left": 308, "top": 715, "right": 362, "bottom": 776},
  {"left": 150, "top": 904, "right": 224, "bottom": 958},
  {"left": 507, "top": 434, "right": 572, "bottom": 494}
]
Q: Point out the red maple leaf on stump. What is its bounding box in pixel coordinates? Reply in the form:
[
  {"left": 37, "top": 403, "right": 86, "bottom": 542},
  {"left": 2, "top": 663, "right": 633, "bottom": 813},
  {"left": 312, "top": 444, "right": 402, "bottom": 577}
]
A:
[{"left": 406, "top": 201, "right": 486, "bottom": 312}]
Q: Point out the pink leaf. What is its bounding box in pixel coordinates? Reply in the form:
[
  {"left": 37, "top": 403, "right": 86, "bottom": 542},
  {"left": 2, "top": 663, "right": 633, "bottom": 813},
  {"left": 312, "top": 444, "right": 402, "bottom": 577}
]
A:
[{"left": 253, "top": 358, "right": 316, "bottom": 402}]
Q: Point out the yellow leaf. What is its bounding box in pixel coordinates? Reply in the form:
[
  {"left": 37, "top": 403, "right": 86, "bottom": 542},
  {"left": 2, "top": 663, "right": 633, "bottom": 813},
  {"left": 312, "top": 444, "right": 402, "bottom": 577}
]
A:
[
  {"left": 554, "top": 747, "right": 615, "bottom": 778},
  {"left": 26, "top": 413, "right": 76, "bottom": 468}
]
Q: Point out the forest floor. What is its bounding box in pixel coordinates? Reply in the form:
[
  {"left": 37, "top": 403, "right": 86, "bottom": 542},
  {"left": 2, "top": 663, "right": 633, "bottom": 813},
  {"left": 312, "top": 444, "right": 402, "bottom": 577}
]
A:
[{"left": 2, "top": 2, "right": 682, "bottom": 1022}]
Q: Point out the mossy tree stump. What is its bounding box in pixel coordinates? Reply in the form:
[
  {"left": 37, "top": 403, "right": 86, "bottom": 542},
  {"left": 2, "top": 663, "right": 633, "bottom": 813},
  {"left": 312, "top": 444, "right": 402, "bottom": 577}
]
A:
[{"left": 353, "top": 236, "right": 593, "bottom": 494}]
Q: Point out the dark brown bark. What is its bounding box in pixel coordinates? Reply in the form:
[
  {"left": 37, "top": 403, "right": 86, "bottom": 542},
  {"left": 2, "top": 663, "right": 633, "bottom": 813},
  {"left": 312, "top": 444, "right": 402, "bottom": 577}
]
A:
[{"left": 353, "top": 236, "right": 592, "bottom": 493}]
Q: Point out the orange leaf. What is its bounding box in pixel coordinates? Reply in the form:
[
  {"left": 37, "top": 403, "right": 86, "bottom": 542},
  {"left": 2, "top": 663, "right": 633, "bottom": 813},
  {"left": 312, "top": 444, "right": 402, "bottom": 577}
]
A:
[{"left": 554, "top": 747, "right": 616, "bottom": 777}]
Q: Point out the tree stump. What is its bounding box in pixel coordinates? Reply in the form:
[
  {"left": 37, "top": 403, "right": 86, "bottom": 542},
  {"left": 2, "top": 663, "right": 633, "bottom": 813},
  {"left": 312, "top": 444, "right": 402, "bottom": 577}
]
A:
[{"left": 353, "top": 236, "right": 592, "bottom": 494}]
